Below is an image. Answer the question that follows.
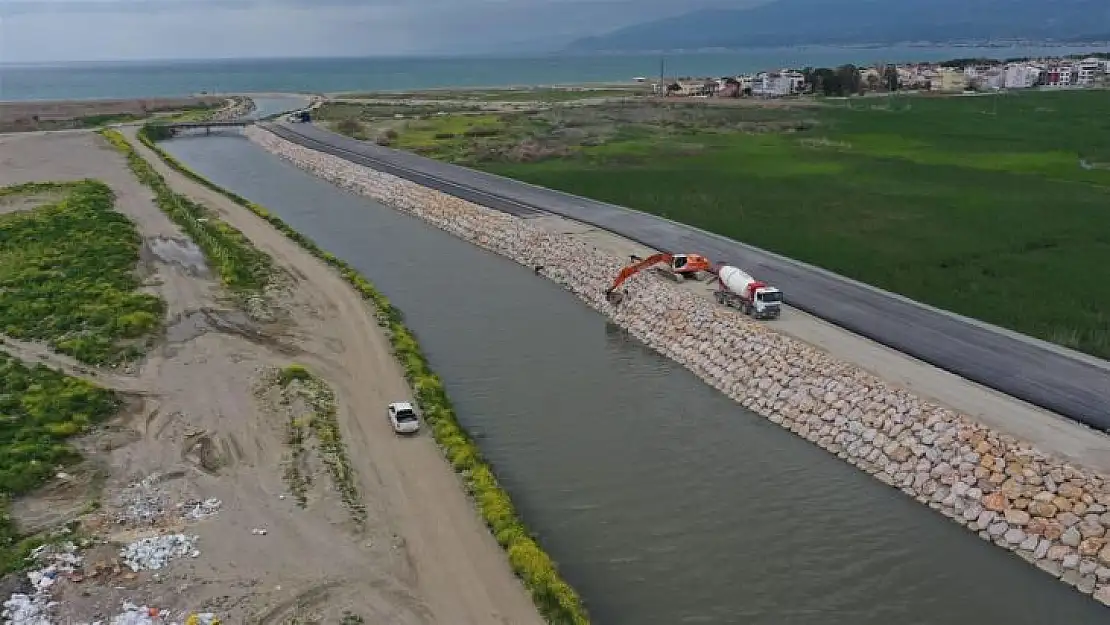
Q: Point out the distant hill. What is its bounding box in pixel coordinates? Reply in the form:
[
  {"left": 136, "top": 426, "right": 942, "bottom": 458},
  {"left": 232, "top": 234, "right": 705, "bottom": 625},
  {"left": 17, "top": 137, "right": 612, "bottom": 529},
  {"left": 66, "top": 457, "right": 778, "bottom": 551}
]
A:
[{"left": 566, "top": 0, "right": 1110, "bottom": 52}]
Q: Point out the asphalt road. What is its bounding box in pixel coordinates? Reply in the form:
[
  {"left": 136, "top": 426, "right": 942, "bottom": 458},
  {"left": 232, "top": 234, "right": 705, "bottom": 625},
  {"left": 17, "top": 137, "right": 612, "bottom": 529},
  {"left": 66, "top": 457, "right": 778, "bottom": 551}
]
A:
[{"left": 263, "top": 121, "right": 1110, "bottom": 432}]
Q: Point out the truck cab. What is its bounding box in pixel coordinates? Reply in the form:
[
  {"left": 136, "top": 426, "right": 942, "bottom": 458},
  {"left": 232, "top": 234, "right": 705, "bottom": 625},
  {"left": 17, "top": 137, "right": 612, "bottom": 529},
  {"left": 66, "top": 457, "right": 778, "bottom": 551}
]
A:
[{"left": 751, "top": 286, "right": 783, "bottom": 319}]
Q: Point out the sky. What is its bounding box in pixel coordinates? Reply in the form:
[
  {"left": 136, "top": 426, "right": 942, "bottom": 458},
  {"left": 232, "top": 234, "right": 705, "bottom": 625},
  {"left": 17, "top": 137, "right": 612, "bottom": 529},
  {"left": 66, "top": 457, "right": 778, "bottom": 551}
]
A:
[{"left": 0, "top": 0, "right": 741, "bottom": 63}]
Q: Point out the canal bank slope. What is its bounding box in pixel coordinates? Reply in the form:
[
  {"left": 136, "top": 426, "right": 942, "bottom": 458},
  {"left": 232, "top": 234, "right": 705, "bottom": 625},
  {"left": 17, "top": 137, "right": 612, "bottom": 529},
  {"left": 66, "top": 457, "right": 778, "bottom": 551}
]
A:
[{"left": 245, "top": 124, "right": 1110, "bottom": 605}]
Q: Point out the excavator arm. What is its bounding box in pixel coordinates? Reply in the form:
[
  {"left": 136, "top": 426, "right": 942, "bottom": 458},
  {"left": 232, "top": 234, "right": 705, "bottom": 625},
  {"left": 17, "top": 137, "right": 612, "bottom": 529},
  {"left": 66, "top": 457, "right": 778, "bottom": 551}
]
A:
[
  {"left": 605, "top": 253, "right": 673, "bottom": 299},
  {"left": 604, "top": 252, "right": 717, "bottom": 305}
]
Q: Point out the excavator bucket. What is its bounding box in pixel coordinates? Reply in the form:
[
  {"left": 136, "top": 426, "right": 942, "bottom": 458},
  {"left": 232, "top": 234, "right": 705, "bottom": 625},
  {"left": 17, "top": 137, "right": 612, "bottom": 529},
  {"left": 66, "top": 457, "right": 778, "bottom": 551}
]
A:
[{"left": 605, "top": 289, "right": 625, "bottom": 305}]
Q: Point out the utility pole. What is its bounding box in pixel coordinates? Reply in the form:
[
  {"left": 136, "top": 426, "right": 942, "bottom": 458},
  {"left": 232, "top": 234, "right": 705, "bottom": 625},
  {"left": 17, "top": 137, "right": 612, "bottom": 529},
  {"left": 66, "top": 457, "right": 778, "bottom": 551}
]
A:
[{"left": 660, "top": 56, "right": 666, "bottom": 98}]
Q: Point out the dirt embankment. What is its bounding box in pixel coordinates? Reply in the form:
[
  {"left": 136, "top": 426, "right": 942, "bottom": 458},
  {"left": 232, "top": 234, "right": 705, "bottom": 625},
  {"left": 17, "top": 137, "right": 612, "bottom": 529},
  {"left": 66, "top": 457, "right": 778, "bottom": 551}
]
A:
[
  {"left": 0, "top": 97, "right": 226, "bottom": 133},
  {"left": 0, "top": 129, "right": 542, "bottom": 624}
]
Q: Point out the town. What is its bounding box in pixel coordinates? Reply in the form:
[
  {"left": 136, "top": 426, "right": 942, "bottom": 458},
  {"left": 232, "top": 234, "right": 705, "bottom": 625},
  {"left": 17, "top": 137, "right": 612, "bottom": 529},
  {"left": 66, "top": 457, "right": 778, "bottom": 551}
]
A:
[{"left": 649, "top": 54, "right": 1110, "bottom": 98}]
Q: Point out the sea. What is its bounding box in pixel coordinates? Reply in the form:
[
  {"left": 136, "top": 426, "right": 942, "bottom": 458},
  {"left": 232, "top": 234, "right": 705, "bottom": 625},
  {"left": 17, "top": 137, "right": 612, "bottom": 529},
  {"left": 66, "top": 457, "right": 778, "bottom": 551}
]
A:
[{"left": 2, "top": 44, "right": 1108, "bottom": 101}]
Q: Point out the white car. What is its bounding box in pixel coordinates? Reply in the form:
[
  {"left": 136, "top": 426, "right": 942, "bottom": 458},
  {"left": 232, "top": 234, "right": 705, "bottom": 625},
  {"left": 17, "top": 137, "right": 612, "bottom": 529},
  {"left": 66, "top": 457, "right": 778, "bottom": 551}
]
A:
[{"left": 387, "top": 402, "right": 421, "bottom": 435}]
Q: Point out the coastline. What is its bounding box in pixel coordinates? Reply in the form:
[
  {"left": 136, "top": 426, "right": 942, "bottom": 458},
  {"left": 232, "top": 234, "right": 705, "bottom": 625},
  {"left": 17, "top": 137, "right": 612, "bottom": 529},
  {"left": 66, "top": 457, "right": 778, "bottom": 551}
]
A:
[{"left": 244, "top": 122, "right": 1110, "bottom": 607}]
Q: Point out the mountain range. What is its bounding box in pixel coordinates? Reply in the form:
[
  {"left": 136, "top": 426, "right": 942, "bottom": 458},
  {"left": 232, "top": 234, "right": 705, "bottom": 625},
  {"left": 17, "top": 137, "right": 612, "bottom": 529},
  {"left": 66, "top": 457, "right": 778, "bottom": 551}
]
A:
[{"left": 565, "top": 0, "right": 1110, "bottom": 52}]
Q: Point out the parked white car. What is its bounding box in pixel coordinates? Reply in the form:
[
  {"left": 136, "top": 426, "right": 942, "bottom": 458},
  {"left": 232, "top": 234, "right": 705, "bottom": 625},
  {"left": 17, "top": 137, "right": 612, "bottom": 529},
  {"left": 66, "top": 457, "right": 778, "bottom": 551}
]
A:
[{"left": 387, "top": 401, "right": 421, "bottom": 435}]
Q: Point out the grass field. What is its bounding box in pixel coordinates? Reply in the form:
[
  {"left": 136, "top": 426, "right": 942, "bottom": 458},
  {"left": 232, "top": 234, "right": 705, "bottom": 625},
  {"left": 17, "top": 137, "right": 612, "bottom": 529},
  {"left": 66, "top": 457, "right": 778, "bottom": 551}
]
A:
[
  {"left": 372, "top": 89, "right": 1110, "bottom": 359},
  {"left": 0, "top": 181, "right": 165, "bottom": 365}
]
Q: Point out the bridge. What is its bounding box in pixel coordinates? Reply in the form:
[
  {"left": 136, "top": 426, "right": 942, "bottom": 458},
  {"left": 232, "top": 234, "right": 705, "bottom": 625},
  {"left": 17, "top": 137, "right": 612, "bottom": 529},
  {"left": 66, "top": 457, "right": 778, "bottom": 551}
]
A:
[{"left": 161, "top": 120, "right": 254, "bottom": 136}]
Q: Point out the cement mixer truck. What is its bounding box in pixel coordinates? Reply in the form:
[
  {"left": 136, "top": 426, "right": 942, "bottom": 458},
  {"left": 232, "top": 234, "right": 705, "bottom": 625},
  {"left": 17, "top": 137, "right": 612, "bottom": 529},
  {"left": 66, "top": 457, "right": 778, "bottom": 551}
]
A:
[{"left": 714, "top": 266, "right": 783, "bottom": 320}]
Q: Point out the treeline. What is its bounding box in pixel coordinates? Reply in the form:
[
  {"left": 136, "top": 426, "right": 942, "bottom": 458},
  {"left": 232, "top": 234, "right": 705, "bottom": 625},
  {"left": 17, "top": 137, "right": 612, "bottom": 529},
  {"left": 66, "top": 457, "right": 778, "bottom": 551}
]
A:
[{"left": 800, "top": 65, "right": 899, "bottom": 96}]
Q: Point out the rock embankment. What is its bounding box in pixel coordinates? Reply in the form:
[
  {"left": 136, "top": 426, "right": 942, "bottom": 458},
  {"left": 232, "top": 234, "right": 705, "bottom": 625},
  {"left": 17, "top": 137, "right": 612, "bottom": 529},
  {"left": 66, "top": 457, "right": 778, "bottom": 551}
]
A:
[{"left": 244, "top": 125, "right": 1110, "bottom": 606}]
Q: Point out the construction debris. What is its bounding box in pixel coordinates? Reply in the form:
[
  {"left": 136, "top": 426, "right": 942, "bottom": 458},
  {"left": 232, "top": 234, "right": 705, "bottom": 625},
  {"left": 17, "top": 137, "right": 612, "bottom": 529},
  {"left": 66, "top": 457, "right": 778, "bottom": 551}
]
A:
[
  {"left": 2, "top": 543, "right": 83, "bottom": 625},
  {"left": 76, "top": 601, "right": 220, "bottom": 625},
  {"left": 179, "top": 498, "right": 222, "bottom": 521},
  {"left": 120, "top": 535, "right": 198, "bottom": 572}
]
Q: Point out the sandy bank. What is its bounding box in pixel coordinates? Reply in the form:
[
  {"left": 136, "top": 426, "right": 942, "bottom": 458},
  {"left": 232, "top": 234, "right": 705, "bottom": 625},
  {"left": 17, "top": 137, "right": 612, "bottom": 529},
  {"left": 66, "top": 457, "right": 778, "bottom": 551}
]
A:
[
  {"left": 247, "top": 124, "right": 1110, "bottom": 608},
  {"left": 0, "top": 129, "right": 541, "bottom": 624}
]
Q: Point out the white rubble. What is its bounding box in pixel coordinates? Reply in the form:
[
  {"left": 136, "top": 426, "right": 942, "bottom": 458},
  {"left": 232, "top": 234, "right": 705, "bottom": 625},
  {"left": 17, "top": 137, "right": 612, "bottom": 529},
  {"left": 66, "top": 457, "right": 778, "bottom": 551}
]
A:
[
  {"left": 79, "top": 601, "right": 219, "bottom": 625},
  {"left": 120, "top": 535, "right": 198, "bottom": 572},
  {"left": 114, "top": 474, "right": 170, "bottom": 526},
  {"left": 246, "top": 125, "right": 1110, "bottom": 605},
  {"left": 2, "top": 543, "right": 82, "bottom": 625},
  {"left": 178, "top": 498, "right": 222, "bottom": 522}
]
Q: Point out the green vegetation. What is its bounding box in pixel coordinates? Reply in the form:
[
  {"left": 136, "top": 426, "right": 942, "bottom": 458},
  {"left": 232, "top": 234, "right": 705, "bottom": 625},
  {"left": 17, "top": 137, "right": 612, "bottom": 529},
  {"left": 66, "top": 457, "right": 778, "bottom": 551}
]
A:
[
  {"left": 336, "top": 100, "right": 813, "bottom": 165},
  {"left": 142, "top": 143, "right": 590, "bottom": 624},
  {"left": 378, "top": 89, "right": 1110, "bottom": 359},
  {"left": 0, "top": 353, "right": 122, "bottom": 573},
  {"left": 0, "top": 180, "right": 164, "bottom": 365},
  {"left": 101, "top": 128, "right": 273, "bottom": 297},
  {"left": 336, "top": 87, "right": 648, "bottom": 102},
  {"left": 276, "top": 365, "right": 365, "bottom": 525}
]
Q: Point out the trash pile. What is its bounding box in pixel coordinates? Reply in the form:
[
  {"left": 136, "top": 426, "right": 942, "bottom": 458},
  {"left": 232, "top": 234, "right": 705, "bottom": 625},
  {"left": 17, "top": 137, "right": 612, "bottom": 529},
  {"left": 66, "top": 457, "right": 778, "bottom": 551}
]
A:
[
  {"left": 2, "top": 543, "right": 83, "bottom": 625},
  {"left": 114, "top": 475, "right": 170, "bottom": 526},
  {"left": 78, "top": 601, "right": 220, "bottom": 625},
  {"left": 114, "top": 475, "right": 222, "bottom": 527},
  {"left": 249, "top": 125, "right": 1110, "bottom": 606},
  {"left": 120, "top": 535, "right": 199, "bottom": 572},
  {"left": 178, "top": 499, "right": 222, "bottom": 522}
]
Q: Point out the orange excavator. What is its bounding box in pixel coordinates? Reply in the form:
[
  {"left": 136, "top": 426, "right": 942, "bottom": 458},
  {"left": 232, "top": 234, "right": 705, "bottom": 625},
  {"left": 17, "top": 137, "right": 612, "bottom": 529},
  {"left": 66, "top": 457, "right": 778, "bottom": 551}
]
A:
[{"left": 604, "top": 253, "right": 715, "bottom": 304}]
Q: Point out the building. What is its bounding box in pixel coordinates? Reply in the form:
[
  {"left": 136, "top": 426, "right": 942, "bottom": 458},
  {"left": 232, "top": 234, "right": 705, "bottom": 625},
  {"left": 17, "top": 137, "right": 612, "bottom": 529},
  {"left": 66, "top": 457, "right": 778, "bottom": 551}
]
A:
[
  {"left": 1043, "top": 63, "right": 1074, "bottom": 87},
  {"left": 671, "top": 79, "right": 719, "bottom": 97},
  {"left": 1003, "top": 64, "right": 1041, "bottom": 89},
  {"left": 929, "top": 67, "right": 969, "bottom": 92},
  {"left": 751, "top": 72, "right": 796, "bottom": 97},
  {"left": 1076, "top": 58, "right": 1105, "bottom": 86}
]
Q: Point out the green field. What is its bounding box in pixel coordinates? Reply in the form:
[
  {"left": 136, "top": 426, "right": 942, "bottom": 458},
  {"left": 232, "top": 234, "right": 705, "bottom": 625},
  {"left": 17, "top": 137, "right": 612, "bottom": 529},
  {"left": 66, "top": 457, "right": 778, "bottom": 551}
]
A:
[
  {"left": 0, "top": 352, "right": 122, "bottom": 572},
  {"left": 0, "top": 181, "right": 165, "bottom": 365},
  {"left": 381, "top": 90, "right": 1110, "bottom": 358},
  {"left": 0, "top": 181, "right": 147, "bottom": 571}
]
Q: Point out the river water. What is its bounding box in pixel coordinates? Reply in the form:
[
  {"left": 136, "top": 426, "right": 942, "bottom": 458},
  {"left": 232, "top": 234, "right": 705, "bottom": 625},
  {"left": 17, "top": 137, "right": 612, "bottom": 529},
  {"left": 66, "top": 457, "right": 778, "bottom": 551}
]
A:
[
  {"left": 160, "top": 134, "right": 1107, "bottom": 625},
  {"left": 243, "top": 96, "right": 311, "bottom": 121}
]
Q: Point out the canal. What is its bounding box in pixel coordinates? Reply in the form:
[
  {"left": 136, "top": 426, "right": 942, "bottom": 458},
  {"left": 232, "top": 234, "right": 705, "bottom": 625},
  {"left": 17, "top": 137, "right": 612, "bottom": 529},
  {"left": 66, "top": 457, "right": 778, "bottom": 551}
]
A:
[
  {"left": 242, "top": 95, "right": 311, "bottom": 121},
  {"left": 160, "top": 134, "right": 1107, "bottom": 625}
]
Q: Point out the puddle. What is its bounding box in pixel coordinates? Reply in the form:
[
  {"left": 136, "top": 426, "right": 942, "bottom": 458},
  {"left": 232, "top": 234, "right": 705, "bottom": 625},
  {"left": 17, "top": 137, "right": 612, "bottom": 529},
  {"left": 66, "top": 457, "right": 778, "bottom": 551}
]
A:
[{"left": 144, "top": 236, "right": 210, "bottom": 276}]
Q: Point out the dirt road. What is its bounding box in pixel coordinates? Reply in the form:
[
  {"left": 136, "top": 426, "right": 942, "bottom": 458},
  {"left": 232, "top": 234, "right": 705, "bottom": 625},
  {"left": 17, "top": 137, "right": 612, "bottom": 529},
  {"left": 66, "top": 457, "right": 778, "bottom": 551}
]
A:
[{"left": 0, "top": 128, "right": 542, "bottom": 624}]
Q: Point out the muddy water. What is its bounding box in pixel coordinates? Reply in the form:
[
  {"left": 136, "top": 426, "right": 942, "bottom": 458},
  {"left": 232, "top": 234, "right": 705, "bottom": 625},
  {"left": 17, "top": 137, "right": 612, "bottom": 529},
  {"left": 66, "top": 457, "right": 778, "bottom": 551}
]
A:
[{"left": 160, "top": 134, "right": 1108, "bottom": 625}]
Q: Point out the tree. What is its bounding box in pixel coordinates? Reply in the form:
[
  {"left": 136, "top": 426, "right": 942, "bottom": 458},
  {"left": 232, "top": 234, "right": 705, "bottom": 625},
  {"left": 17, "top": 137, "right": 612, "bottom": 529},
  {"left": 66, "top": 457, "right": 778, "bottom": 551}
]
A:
[
  {"left": 835, "top": 64, "right": 862, "bottom": 95},
  {"left": 801, "top": 67, "right": 819, "bottom": 93},
  {"left": 866, "top": 74, "right": 880, "bottom": 92},
  {"left": 883, "top": 66, "right": 900, "bottom": 91}
]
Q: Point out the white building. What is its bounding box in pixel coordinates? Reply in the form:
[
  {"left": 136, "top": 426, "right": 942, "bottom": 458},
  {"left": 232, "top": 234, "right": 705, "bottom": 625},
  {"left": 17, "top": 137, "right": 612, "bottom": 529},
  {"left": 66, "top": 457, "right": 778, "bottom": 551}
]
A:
[
  {"left": 1076, "top": 57, "right": 1105, "bottom": 86},
  {"left": 752, "top": 71, "right": 799, "bottom": 97},
  {"left": 1003, "top": 64, "right": 1041, "bottom": 89}
]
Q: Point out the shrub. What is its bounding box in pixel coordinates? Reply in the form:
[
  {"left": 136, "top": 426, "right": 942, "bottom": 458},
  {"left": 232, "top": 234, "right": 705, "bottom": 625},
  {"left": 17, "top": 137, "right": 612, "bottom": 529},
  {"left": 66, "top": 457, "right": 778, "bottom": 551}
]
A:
[
  {"left": 101, "top": 129, "right": 272, "bottom": 296},
  {"left": 0, "top": 353, "right": 122, "bottom": 573},
  {"left": 278, "top": 363, "right": 313, "bottom": 386},
  {"left": 464, "top": 127, "right": 500, "bottom": 138},
  {"left": 0, "top": 180, "right": 165, "bottom": 365}
]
